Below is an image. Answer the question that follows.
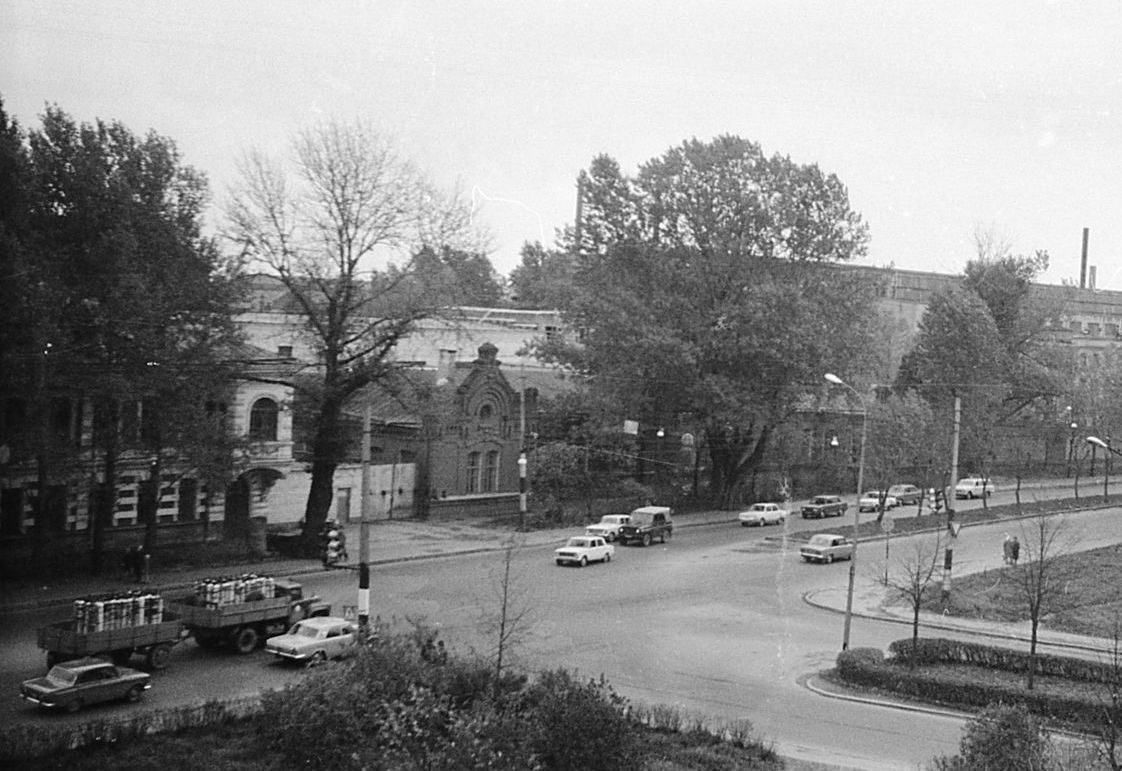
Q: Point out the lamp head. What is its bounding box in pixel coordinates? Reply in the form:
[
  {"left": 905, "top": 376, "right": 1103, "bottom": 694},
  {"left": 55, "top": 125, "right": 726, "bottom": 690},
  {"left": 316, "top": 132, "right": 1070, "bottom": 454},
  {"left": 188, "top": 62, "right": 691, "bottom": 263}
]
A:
[
  {"left": 824, "top": 373, "right": 844, "bottom": 386},
  {"left": 1087, "top": 436, "right": 1109, "bottom": 449}
]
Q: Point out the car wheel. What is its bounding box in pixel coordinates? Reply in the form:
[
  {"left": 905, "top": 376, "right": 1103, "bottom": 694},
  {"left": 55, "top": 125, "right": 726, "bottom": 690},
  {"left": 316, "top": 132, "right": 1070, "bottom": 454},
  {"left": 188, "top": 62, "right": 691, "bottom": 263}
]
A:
[
  {"left": 146, "top": 643, "right": 172, "bottom": 670},
  {"left": 125, "top": 685, "right": 143, "bottom": 703},
  {"left": 233, "top": 626, "right": 260, "bottom": 654},
  {"left": 556, "top": 559, "right": 563, "bottom": 566},
  {"left": 579, "top": 556, "right": 588, "bottom": 567},
  {"left": 640, "top": 533, "right": 651, "bottom": 547},
  {"left": 65, "top": 699, "right": 82, "bottom": 714},
  {"left": 826, "top": 554, "right": 834, "bottom": 564},
  {"left": 662, "top": 529, "right": 671, "bottom": 543},
  {"left": 308, "top": 650, "right": 328, "bottom": 668}
]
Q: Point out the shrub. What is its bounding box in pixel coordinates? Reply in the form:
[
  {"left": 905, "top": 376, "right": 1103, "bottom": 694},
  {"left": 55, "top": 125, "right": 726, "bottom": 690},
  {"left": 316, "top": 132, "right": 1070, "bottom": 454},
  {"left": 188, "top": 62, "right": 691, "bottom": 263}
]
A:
[
  {"left": 518, "top": 669, "right": 642, "bottom": 771},
  {"left": 932, "top": 703, "right": 1056, "bottom": 771}
]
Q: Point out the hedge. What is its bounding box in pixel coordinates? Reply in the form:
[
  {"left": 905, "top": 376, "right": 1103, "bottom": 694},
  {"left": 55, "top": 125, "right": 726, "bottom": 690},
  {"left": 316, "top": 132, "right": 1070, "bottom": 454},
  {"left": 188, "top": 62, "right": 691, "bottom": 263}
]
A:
[
  {"left": 835, "top": 640, "right": 1122, "bottom": 732},
  {"left": 887, "top": 637, "right": 1114, "bottom": 683}
]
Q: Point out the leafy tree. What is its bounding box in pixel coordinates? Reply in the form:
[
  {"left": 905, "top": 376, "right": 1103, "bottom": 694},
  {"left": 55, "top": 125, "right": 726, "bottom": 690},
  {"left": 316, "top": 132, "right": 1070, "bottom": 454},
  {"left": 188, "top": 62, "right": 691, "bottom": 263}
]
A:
[
  {"left": 536, "top": 136, "right": 878, "bottom": 507},
  {"left": 225, "top": 119, "right": 483, "bottom": 553},
  {"left": 0, "top": 102, "right": 240, "bottom": 568},
  {"left": 399, "top": 244, "right": 505, "bottom": 307},
  {"left": 863, "top": 390, "right": 945, "bottom": 519},
  {"left": 509, "top": 240, "right": 575, "bottom": 309},
  {"left": 896, "top": 286, "right": 1008, "bottom": 474}
]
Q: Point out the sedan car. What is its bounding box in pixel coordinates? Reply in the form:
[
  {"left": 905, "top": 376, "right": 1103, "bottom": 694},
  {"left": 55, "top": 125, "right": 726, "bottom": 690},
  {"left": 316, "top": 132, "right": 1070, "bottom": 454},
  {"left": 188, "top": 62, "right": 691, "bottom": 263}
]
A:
[
  {"left": 737, "top": 502, "right": 788, "bottom": 527},
  {"left": 265, "top": 617, "right": 357, "bottom": 665},
  {"left": 585, "top": 514, "right": 630, "bottom": 542},
  {"left": 20, "top": 657, "right": 151, "bottom": 712},
  {"left": 554, "top": 535, "right": 614, "bottom": 566},
  {"left": 858, "top": 491, "right": 897, "bottom": 513},
  {"left": 887, "top": 484, "right": 923, "bottom": 506}
]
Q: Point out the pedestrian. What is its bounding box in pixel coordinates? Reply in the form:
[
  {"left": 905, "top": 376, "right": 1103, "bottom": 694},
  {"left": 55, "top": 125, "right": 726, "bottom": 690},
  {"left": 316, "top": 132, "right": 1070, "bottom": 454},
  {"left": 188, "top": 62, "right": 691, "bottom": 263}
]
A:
[
  {"left": 1002, "top": 533, "right": 1013, "bottom": 565},
  {"left": 1010, "top": 536, "right": 1020, "bottom": 565}
]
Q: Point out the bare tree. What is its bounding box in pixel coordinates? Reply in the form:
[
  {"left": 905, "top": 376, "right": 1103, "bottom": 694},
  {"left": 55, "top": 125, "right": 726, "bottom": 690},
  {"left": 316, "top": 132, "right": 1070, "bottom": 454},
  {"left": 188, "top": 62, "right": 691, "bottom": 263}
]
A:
[
  {"left": 478, "top": 537, "right": 536, "bottom": 699},
  {"left": 884, "top": 532, "right": 943, "bottom": 666},
  {"left": 1010, "top": 514, "right": 1077, "bottom": 690},
  {"left": 1086, "top": 616, "right": 1122, "bottom": 771},
  {"left": 225, "top": 119, "right": 484, "bottom": 553}
]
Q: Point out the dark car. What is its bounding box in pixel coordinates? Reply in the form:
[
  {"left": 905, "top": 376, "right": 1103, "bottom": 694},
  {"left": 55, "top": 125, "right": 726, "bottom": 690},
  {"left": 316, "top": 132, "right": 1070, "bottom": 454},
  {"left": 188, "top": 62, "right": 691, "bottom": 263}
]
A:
[
  {"left": 801, "top": 495, "right": 848, "bottom": 519},
  {"left": 887, "top": 484, "right": 922, "bottom": 506},
  {"left": 617, "top": 506, "right": 674, "bottom": 546},
  {"left": 20, "top": 657, "right": 151, "bottom": 712}
]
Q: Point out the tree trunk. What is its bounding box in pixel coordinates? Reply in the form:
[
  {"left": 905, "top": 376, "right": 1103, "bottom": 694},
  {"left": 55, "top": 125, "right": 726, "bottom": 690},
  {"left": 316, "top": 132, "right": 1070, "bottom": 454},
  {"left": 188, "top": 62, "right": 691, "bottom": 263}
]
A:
[{"left": 1027, "top": 617, "right": 1039, "bottom": 690}]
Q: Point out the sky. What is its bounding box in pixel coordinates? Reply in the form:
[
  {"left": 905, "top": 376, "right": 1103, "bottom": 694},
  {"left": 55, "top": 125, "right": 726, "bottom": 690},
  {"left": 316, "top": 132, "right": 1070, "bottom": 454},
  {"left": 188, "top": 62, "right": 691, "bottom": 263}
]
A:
[{"left": 3, "top": 0, "right": 1122, "bottom": 290}]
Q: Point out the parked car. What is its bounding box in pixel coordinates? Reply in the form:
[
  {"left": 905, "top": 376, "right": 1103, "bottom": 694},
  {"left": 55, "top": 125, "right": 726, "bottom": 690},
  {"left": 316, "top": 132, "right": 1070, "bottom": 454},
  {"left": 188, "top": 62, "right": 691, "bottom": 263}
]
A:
[
  {"left": 617, "top": 506, "right": 674, "bottom": 546},
  {"left": 265, "top": 617, "right": 357, "bottom": 665},
  {"left": 20, "top": 657, "right": 151, "bottom": 712},
  {"left": 799, "top": 533, "right": 856, "bottom": 564},
  {"left": 737, "top": 502, "right": 788, "bottom": 527},
  {"left": 858, "top": 491, "right": 897, "bottom": 513},
  {"left": 801, "top": 495, "right": 848, "bottom": 519},
  {"left": 887, "top": 484, "right": 923, "bottom": 506},
  {"left": 955, "top": 477, "right": 992, "bottom": 499},
  {"left": 585, "top": 514, "right": 631, "bottom": 542},
  {"left": 554, "top": 535, "right": 614, "bottom": 566}
]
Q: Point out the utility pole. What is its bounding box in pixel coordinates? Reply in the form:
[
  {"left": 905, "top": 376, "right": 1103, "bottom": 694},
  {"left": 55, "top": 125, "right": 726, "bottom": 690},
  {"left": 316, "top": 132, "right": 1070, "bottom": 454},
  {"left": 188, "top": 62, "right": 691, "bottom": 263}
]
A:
[
  {"left": 358, "top": 404, "right": 371, "bottom": 630},
  {"left": 941, "top": 396, "right": 961, "bottom": 600},
  {"left": 518, "top": 365, "right": 527, "bottom": 531}
]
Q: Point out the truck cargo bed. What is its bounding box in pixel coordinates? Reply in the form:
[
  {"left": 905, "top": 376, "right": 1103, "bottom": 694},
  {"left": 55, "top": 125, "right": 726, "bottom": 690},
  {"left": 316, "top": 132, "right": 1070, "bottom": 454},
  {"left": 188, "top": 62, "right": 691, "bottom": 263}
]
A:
[
  {"left": 37, "top": 613, "right": 185, "bottom": 655},
  {"left": 169, "top": 596, "right": 291, "bottom": 629}
]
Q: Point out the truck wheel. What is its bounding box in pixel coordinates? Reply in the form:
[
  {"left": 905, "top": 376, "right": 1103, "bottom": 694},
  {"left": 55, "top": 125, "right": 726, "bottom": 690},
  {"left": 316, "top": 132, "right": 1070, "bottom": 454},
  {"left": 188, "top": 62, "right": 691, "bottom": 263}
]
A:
[
  {"left": 642, "top": 533, "right": 652, "bottom": 547},
  {"left": 146, "top": 643, "right": 172, "bottom": 670},
  {"left": 234, "top": 627, "right": 260, "bottom": 654}
]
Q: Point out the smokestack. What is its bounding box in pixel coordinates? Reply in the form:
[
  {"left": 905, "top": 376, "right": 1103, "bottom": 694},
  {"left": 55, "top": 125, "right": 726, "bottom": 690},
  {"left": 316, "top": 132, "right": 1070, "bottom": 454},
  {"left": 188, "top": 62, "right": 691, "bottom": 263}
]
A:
[
  {"left": 1090, "top": 266, "right": 1097, "bottom": 291},
  {"left": 1080, "top": 227, "right": 1089, "bottom": 288}
]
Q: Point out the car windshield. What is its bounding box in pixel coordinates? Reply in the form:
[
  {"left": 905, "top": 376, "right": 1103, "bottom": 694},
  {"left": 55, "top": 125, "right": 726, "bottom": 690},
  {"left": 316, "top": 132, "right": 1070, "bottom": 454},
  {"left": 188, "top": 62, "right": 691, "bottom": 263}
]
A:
[
  {"left": 565, "top": 538, "right": 591, "bottom": 548},
  {"left": 291, "top": 623, "right": 324, "bottom": 639},
  {"left": 812, "top": 497, "right": 832, "bottom": 504},
  {"left": 45, "top": 667, "right": 77, "bottom": 686},
  {"left": 808, "top": 535, "right": 834, "bottom": 546},
  {"left": 751, "top": 504, "right": 769, "bottom": 511},
  {"left": 629, "top": 515, "right": 652, "bottom": 525}
]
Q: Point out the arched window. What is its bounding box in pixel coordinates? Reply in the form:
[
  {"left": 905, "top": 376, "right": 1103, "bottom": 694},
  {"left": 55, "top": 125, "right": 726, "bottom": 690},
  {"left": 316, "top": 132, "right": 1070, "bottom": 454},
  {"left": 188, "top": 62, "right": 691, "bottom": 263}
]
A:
[
  {"left": 249, "top": 398, "right": 279, "bottom": 441},
  {"left": 466, "top": 451, "right": 482, "bottom": 493}
]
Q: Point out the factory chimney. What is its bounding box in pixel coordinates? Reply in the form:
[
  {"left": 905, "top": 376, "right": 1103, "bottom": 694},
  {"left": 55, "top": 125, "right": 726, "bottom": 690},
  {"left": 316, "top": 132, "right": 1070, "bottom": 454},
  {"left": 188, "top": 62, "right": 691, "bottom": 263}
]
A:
[{"left": 1080, "top": 227, "right": 1089, "bottom": 289}]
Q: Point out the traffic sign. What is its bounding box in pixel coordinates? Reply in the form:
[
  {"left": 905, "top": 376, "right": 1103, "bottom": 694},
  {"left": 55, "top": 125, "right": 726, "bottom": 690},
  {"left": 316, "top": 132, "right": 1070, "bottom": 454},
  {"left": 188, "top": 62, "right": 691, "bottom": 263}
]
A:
[{"left": 880, "top": 516, "right": 895, "bottom": 533}]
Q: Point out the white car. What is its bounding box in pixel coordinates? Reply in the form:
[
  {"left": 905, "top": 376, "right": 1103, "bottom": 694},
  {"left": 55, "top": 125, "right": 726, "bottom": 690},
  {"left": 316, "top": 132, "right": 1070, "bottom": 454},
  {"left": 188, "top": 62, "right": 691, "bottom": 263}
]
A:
[
  {"left": 954, "top": 477, "right": 992, "bottom": 499},
  {"left": 858, "top": 491, "right": 898, "bottom": 512},
  {"left": 737, "top": 503, "right": 788, "bottom": 527},
  {"left": 265, "top": 616, "right": 358, "bottom": 665},
  {"left": 555, "top": 535, "right": 614, "bottom": 567},
  {"left": 585, "top": 514, "right": 631, "bottom": 542}
]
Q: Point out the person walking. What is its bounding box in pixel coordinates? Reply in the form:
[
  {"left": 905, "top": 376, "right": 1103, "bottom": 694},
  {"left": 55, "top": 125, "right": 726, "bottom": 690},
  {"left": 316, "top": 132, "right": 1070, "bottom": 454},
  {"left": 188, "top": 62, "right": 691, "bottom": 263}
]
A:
[
  {"left": 1002, "top": 533, "right": 1013, "bottom": 565},
  {"left": 1010, "top": 536, "right": 1020, "bottom": 565}
]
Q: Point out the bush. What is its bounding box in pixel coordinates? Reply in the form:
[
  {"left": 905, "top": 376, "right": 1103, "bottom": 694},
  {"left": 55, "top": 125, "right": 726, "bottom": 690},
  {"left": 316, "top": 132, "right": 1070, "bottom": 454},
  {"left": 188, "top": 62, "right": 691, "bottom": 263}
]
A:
[
  {"left": 932, "top": 703, "right": 1056, "bottom": 771},
  {"left": 518, "top": 669, "right": 642, "bottom": 771}
]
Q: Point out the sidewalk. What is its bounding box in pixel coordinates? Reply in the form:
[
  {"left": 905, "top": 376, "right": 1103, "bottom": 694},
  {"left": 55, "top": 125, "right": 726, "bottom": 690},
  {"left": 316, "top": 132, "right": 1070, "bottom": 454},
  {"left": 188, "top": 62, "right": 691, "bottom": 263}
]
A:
[{"left": 0, "top": 509, "right": 742, "bottom": 614}]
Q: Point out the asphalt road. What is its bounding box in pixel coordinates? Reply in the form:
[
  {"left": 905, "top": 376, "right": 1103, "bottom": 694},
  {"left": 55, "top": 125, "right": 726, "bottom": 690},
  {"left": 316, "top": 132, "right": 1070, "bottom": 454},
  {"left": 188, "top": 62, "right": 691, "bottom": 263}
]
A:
[{"left": 3, "top": 488, "right": 1116, "bottom": 770}]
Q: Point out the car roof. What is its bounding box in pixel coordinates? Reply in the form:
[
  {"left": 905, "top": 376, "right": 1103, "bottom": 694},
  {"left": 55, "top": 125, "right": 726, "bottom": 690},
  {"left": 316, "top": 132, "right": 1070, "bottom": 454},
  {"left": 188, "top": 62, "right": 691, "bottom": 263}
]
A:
[
  {"left": 810, "top": 533, "right": 844, "bottom": 540},
  {"left": 293, "top": 616, "right": 350, "bottom": 628},
  {"left": 631, "top": 506, "right": 671, "bottom": 515},
  {"left": 52, "top": 657, "right": 114, "bottom": 671}
]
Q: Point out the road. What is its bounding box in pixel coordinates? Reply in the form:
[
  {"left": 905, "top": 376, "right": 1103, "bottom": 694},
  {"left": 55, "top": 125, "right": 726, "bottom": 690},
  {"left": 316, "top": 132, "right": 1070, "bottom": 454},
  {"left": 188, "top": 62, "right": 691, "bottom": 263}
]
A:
[{"left": 2, "top": 495, "right": 1116, "bottom": 770}]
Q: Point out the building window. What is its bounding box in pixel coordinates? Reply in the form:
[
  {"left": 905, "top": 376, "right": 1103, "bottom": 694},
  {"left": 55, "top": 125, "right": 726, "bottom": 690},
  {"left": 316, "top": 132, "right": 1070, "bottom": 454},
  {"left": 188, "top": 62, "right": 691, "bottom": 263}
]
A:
[
  {"left": 483, "top": 450, "right": 500, "bottom": 492},
  {"left": 466, "top": 451, "right": 482, "bottom": 493},
  {"left": 278, "top": 345, "right": 293, "bottom": 357},
  {"left": 249, "top": 398, "right": 279, "bottom": 441}
]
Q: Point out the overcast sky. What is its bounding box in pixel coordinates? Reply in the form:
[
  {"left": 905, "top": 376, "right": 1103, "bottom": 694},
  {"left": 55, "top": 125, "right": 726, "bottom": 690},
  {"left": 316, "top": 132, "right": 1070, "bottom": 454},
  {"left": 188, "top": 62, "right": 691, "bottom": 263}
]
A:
[{"left": 4, "top": 1, "right": 1121, "bottom": 290}]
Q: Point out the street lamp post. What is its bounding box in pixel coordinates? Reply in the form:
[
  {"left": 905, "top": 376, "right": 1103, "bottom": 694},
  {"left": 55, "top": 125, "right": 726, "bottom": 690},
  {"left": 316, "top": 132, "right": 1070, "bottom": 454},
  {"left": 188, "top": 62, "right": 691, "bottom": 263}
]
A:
[
  {"left": 824, "top": 373, "right": 867, "bottom": 651},
  {"left": 1087, "top": 436, "right": 1118, "bottom": 499}
]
